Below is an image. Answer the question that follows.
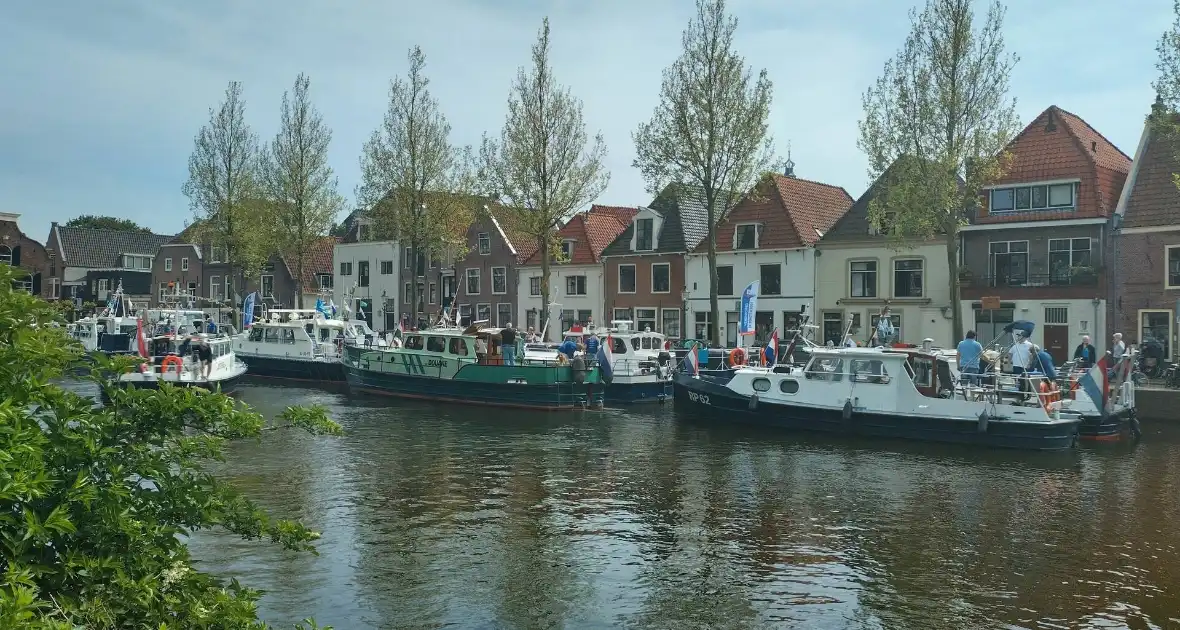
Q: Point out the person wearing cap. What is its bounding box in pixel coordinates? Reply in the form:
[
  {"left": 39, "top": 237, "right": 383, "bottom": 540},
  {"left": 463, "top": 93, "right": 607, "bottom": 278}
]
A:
[{"left": 1030, "top": 344, "right": 1057, "bottom": 381}]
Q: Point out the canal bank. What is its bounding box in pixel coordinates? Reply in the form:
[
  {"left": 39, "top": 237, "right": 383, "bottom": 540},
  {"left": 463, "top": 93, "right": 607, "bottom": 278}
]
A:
[
  {"left": 173, "top": 380, "right": 1180, "bottom": 629},
  {"left": 1134, "top": 386, "right": 1180, "bottom": 421}
]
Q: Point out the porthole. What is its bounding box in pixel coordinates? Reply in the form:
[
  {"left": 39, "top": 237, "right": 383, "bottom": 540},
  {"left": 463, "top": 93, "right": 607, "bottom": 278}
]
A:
[
  {"left": 779, "top": 379, "right": 799, "bottom": 394},
  {"left": 752, "top": 378, "right": 771, "bottom": 392}
]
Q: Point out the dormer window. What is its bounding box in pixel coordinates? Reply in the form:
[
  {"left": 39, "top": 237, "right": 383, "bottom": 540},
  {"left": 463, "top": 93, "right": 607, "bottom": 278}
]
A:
[
  {"left": 990, "top": 182, "right": 1077, "bottom": 213},
  {"left": 357, "top": 222, "right": 372, "bottom": 242},
  {"left": 871, "top": 212, "right": 897, "bottom": 236},
  {"left": 478, "top": 232, "right": 491, "bottom": 255},
  {"left": 122, "top": 254, "right": 152, "bottom": 270},
  {"left": 635, "top": 218, "right": 654, "bottom": 251},
  {"left": 561, "top": 239, "right": 575, "bottom": 260},
  {"left": 734, "top": 223, "right": 759, "bottom": 249}
]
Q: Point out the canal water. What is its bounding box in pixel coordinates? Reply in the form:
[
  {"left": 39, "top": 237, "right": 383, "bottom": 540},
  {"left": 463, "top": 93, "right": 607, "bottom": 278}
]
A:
[{"left": 108, "top": 381, "right": 1180, "bottom": 628}]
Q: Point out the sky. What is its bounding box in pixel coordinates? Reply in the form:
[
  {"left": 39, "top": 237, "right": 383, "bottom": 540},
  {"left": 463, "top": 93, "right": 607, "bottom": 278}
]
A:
[{"left": 1, "top": 0, "right": 1171, "bottom": 243}]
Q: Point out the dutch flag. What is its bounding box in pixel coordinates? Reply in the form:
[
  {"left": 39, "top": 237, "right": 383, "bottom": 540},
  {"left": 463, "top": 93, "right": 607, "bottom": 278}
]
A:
[
  {"left": 597, "top": 334, "right": 614, "bottom": 382},
  {"left": 763, "top": 328, "right": 778, "bottom": 366},
  {"left": 686, "top": 342, "right": 701, "bottom": 375},
  {"left": 1078, "top": 353, "right": 1110, "bottom": 413}
]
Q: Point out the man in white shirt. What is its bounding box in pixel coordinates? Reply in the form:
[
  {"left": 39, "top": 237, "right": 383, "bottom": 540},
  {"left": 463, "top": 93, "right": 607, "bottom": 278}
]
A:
[{"left": 1009, "top": 334, "right": 1033, "bottom": 375}]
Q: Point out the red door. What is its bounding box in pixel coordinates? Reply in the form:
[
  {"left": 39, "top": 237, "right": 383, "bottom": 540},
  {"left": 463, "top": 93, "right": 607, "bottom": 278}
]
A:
[{"left": 1043, "top": 325, "right": 1069, "bottom": 364}]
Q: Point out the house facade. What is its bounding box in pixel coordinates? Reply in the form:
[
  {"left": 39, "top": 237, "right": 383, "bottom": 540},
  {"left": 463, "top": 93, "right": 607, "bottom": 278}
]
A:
[
  {"left": 151, "top": 243, "right": 203, "bottom": 305},
  {"left": 684, "top": 168, "right": 853, "bottom": 345},
  {"left": 958, "top": 106, "right": 1131, "bottom": 362},
  {"left": 45, "top": 222, "right": 173, "bottom": 309},
  {"left": 600, "top": 185, "right": 710, "bottom": 341},
  {"left": 0, "top": 212, "right": 50, "bottom": 299},
  {"left": 1111, "top": 106, "right": 1180, "bottom": 362},
  {"left": 440, "top": 211, "right": 523, "bottom": 328},
  {"left": 515, "top": 205, "right": 635, "bottom": 337},
  {"left": 333, "top": 217, "right": 402, "bottom": 332},
  {"left": 815, "top": 167, "right": 954, "bottom": 346}
]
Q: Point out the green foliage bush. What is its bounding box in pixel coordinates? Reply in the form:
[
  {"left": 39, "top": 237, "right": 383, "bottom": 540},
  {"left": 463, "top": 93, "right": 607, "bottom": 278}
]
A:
[{"left": 0, "top": 264, "right": 339, "bottom": 629}]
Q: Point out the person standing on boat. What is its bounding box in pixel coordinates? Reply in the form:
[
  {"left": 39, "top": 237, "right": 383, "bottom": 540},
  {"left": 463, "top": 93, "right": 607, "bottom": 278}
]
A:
[
  {"left": 585, "top": 331, "right": 600, "bottom": 360},
  {"left": 197, "top": 338, "right": 213, "bottom": 380},
  {"left": 957, "top": 330, "right": 983, "bottom": 385},
  {"left": 1073, "top": 335, "right": 1097, "bottom": 368},
  {"left": 559, "top": 337, "right": 577, "bottom": 360},
  {"left": 501, "top": 323, "right": 518, "bottom": 366},
  {"left": 1111, "top": 332, "right": 1126, "bottom": 360},
  {"left": 1030, "top": 344, "right": 1058, "bottom": 380},
  {"left": 1009, "top": 333, "right": 1033, "bottom": 375}
]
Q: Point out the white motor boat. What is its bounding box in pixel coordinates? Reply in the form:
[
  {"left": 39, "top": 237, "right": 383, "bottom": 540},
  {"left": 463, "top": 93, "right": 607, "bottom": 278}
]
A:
[{"left": 524, "top": 320, "right": 674, "bottom": 403}]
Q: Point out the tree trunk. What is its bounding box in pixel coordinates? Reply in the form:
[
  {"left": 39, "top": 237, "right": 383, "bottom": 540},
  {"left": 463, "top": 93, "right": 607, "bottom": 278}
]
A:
[
  {"left": 540, "top": 236, "right": 551, "bottom": 341},
  {"left": 945, "top": 230, "right": 963, "bottom": 343}
]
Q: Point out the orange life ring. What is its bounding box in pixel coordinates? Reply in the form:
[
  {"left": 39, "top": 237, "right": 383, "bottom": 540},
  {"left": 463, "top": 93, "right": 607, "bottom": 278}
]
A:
[
  {"left": 728, "top": 347, "right": 746, "bottom": 367},
  {"left": 161, "top": 355, "right": 184, "bottom": 374}
]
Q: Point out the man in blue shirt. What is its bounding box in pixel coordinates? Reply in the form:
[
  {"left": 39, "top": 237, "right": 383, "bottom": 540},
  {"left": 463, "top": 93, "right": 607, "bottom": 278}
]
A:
[{"left": 957, "top": 330, "right": 984, "bottom": 384}]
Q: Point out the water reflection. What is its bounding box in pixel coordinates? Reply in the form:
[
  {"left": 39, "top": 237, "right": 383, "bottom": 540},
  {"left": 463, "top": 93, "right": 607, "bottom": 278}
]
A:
[{"left": 145, "top": 380, "right": 1180, "bottom": 628}]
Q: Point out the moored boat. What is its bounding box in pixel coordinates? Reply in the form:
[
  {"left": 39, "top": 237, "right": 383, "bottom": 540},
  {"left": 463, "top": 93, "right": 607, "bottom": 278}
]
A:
[
  {"left": 345, "top": 322, "right": 604, "bottom": 410},
  {"left": 233, "top": 308, "right": 376, "bottom": 382},
  {"left": 117, "top": 332, "right": 247, "bottom": 393},
  {"left": 674, "top": 346, "right": 1081, "bottom": 451},
  {"left": 524, "top": 320, "right": 674, "bottom": 403}
]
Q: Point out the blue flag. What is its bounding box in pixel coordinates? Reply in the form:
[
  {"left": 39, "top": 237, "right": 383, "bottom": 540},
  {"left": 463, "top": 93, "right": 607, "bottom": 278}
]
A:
[
  {"left": 739, "top": 281, "right": 759, "bottom": 336},
  {"left": 242, "top": 292, "right": 257, "bottom": 330},
  {"left": 597, "top": 335, "right": 614, "bottom": 381}
]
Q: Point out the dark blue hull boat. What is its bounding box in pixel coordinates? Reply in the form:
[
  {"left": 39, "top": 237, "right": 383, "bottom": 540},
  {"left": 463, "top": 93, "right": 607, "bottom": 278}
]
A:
[
  {"left": 672, "top": 372, "right": 1079, "bottom": 451},
  {"left": 605, "top": 380, "right": 673, "bottom": 404},
  {"left": 237, "top": 354, "right": 347, "bottom": 383}
]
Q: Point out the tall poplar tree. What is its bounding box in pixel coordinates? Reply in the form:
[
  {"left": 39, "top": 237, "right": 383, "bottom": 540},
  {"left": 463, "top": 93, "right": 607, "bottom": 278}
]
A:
[
  {"left": 632, "top": 0, "right": 775, "bottom": 346},
  {"left": 259, "top": 74, "right": 344, "bottom": 308},
  {"left": 479, "top": 18, "right": 609, "bottom": 338},
  {"left": 358, "top": 47, "right": 476, "bottom": 325},
  {"left": 858, "top": 0, "right": 1020, "bottom": 342}
]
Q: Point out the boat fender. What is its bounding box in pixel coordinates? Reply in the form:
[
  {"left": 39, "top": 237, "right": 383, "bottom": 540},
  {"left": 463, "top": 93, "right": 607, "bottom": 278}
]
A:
[
  {"left": 571, "top": 355, "right": 588, "bottom": 384},
  {"left": 748, "top": 394, "right": 758, "bottom": 411},
  {"left": 842, "top": 399, "right": 853, "bottom": 421},
  {"left": 977, "top": 411, "right": 989, "bottom": 434}
]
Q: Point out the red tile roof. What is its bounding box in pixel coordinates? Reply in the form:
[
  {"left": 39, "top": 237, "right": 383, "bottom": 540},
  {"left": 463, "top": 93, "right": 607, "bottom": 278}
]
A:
[
  {"left": 980, "top": 106, "right": 1131, "bottom": 223},
  {"left": 694, "top": 174, "right": 852, "bottom": 252},
  {"left": 520, "top": 205, "right": 637, "bottom": 265},
  {"left": 282, "top": 235, "right": 339, "bottom": 289},
  {"left": 1119, "top": 121, "right": 1180, "bottom": 229}
]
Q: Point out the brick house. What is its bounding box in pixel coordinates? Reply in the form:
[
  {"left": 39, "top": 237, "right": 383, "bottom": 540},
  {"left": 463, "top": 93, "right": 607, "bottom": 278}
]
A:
[
  {"left": 151, "top": 243, "right": 203, "bottom": 304},
  {"left": 683, "top": 166, "right": 852, "bottom": 344},
  {"left": 958, "top": 106, "right": 1131, "bottom": 362},
  {"left": 599, "top": 184, "right": 711, "bottom": 340},
  {"left": 434, "top": 209, "right": 526, "bottom": 329},
  {"left": 45, "top": 223, "right": 173, "bottom": 309},
  {"left": 0, "top": 212, "right": 50, "bottom": 299},
  {"left": 515, "top": 205, "right": 636, "bottom": 337},
  {"left": 1111, "top": 104, "right": 1180, "bottom": 362}
]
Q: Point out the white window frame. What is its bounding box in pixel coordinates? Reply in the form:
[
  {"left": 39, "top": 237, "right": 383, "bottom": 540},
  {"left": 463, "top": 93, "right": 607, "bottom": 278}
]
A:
[
  {"left": 181, "top": 257, "right": 189, "bottom": 271},
  {"left": 380, "top": 260, "right": 394, "bottom": 275},
  {"left": 849, "top": 259, "right": 878, "bottom": 298},
  {"left": 210, "top": 275, "right": 221, "bottom": 299},
  {"left": 187, "top": 282, "right": 197, "bottom": 297},
  {"left": 892, "top": 258, "right": 924, "bottom": 298},
  {"left": 1167, "top": 245, "right": 1180, "bottom": 290},
  {"left": 989, "top": 181, "right": 1078, "bottom": 213},
  {"left": 49, "top": 277, "right": 61, "bottom": 299},
  {"left": 651, "top": 262, "right": 671, "bottom": 294},
  {"left": 210, "top": 246, "right": 226, "bottom": 264},
  {"left": 260, "top": 274, "right": 275, "bottom": 299},
  {"left": 635, "top": 218, "right": 655, "bottom": 251},
  {"left": 429, "top": 282, "right": 437, "bottom": 304},
  {"left": 158, "top": 283, "right": 168, "bottom": 303},
  {"left": 661, "top": 308, "right": 681, "bottom": 339},
  {"left": 635, "top": 307, "right": 658, "bottom": 333},
  {"left": 164, "top": 257, "right": 172, "bottom": 272},
  {"left": 989, "top": 240, "right": 1030, "bottom": 284},
  {"left": 465, "top": 268, "right": 481, "bottom": 294},
  {"left": 491, "top": 266, "right": 507, "bottom": 295},
  {"left": 476, "top": 302, "right": 491, "bottom": 322},
  {"left": 319, "top": 274, "right": 332, "bottom": 290},
  {"left": 0, "top": 245, "right": 10, "bottom": 265},
  {"left": 733, "top": 222, "right": 760, "bottom": 250},
  {"left": 496, "top": 302, "right": 512, "bottom": 327},
  {"left": 561, "top": 239, "right": 576, "bottom": 260},
  {"left": 612, "top": 307, "right": 632, "bottom": 321},
  {"left": 1139, "top": 308, "right": 1175, "bottom": 361},
  {"left": 565, "top": 274, "right": 587, "bottom": 296},
  {"left": 618, "top": 264, "right": 637, "bottom": 294},
  {"left": 529, "top": 276, "right": 541, "bottom": 296},
  {"left": 339, "top": 262, "right": 352, "bottom": 276},
  {"left": 478, "top": 232, "right": 491, "bottom": 255}
]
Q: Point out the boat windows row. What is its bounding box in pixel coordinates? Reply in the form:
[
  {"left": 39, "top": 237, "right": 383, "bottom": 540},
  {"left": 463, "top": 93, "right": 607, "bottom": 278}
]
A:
[
  {"left": 401, "top": 335, "right": 472, "bottom": 356},
  {"left": 802, "top": 358, "right": 892, "bottom": 384}
]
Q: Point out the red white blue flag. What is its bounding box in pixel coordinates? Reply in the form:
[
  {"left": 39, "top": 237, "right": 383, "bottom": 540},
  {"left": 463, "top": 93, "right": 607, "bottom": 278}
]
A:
[
  {"left": 686, "top": 342, "right": 700, "bottom": 375},
  {"left": 763, "top": 328, "right": 778, "bottom": 366}
]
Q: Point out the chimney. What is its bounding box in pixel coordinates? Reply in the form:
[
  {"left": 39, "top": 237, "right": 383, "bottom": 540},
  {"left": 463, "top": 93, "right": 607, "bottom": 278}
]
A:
[
  {"left": 1045, "top": 108, "right": 1057, "bottom": 132},
  {"left": 1152, "top": 94, "right": 1166, "bottom": 119}
]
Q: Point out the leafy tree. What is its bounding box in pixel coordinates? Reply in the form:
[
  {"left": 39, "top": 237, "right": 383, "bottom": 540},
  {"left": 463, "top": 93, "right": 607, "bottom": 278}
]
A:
[
  {"left": 1151, "top": 0, "right": 1180, "bottom": 187},
  {"left": 632, "top": 0, "right": 775, "bottom": 346},
  {"left": 858, "top": 0, "right": 1020, "bottom": 342},
  {"left": 183, "top": 81, "right": 273, "bottom": 318},
  {"left": 259, "top": 74, "right": 345, "bottom": 308},
  {"left": 0, "top": 263, "right": 339, "bottom": 628},
  {"left": 64, "top": 215, "right": 152, "bottom": 233},
  {"left": 358, "top": 47, "right": 478, "bottom": 325},
  {"left": 479, "top": 19, "right": 609, "bottom": 339}
]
